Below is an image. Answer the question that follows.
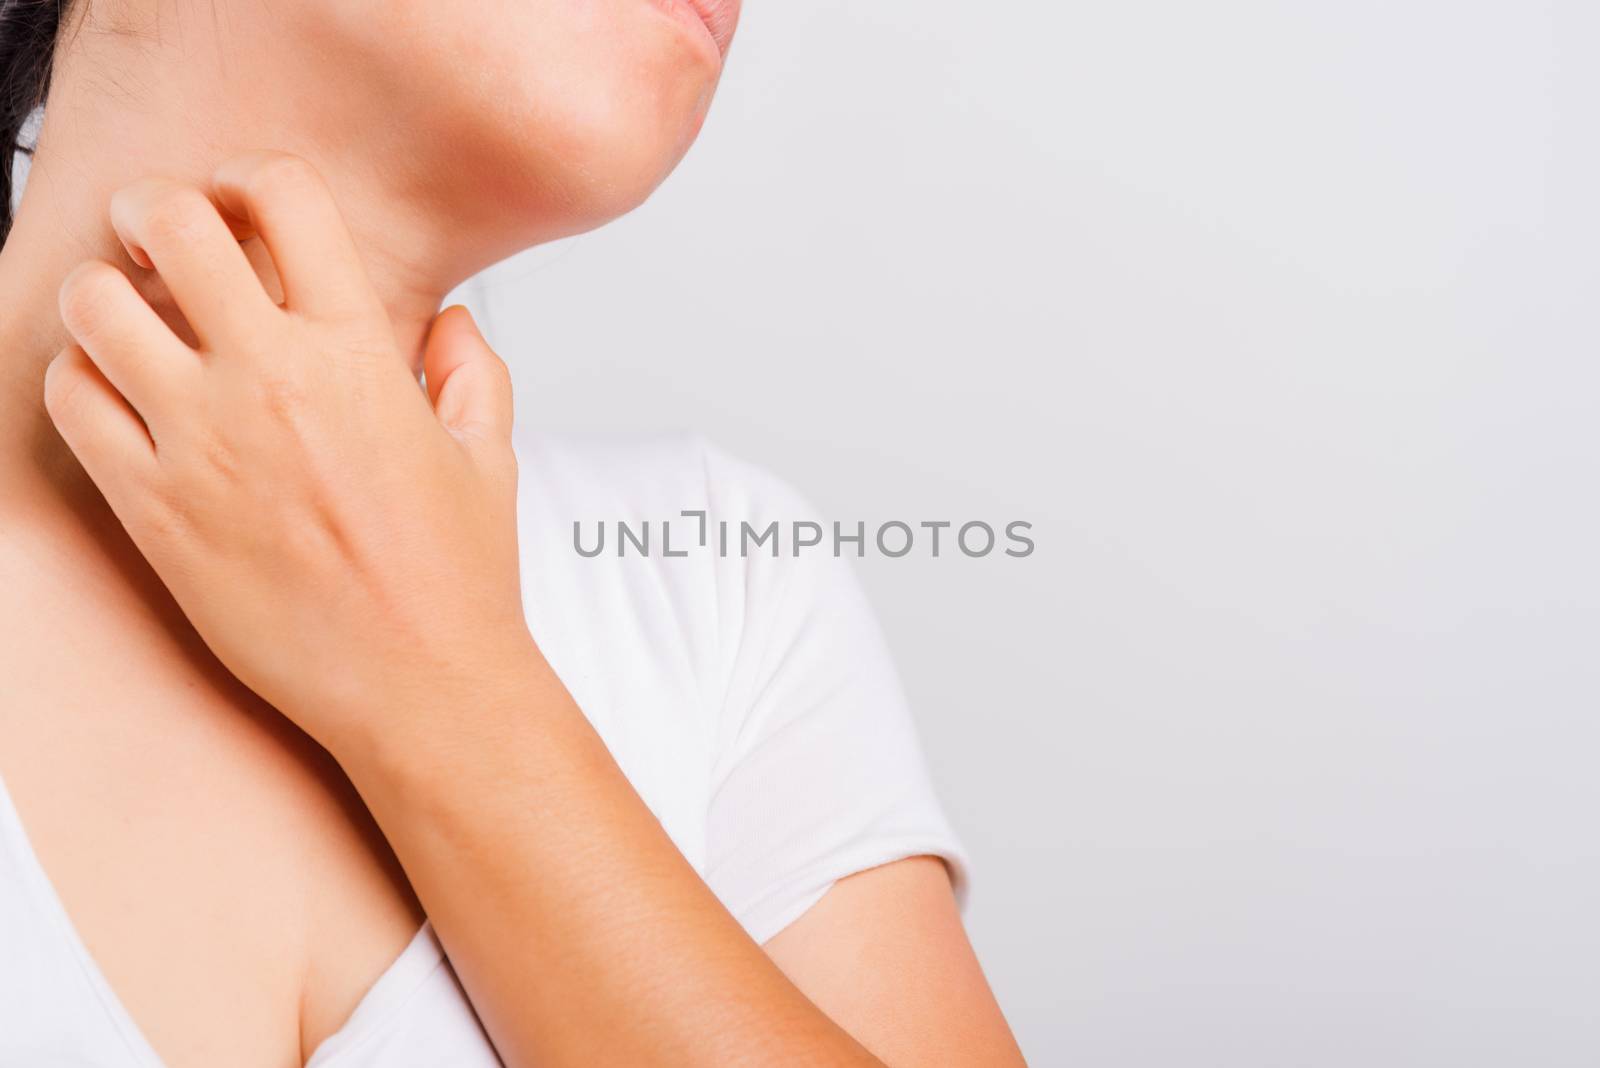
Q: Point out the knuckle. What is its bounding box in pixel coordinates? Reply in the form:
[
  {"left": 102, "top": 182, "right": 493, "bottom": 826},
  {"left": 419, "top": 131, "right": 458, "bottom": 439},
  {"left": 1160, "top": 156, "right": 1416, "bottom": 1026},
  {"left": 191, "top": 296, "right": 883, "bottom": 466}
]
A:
[
  {"left": 483, "top": 436, "right": 519, "bottom": 485},
  {"left": 476, "top": 358, "right": 515, "bottom": 409},
  {"left": 486, "top": 354, "right": 514, "bottom": 392},
  {"left": 257, "top": 372, "right": 312, "bottom": 422},
  {"left": 144, "top": 481, "right": 197, "bottom": 540},
  {"left": 201, "top": 431, "right": 244, "bottom": 485}
]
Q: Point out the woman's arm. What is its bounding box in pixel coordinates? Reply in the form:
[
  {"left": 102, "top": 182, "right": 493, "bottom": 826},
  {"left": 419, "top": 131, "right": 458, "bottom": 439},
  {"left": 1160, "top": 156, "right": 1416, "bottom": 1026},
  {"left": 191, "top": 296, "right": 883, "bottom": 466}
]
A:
[
  {"left": 768, "top": 857, "right": 1026, "bottom": 1065},
  {"left": 340, "top": 651, "right": 876, "bottom": 1065},
  {"left": 42, "top": 152, "right": 1023, "bottom": 1067},
  {"left": 347, "top": 671, "right": 1022, "bottom": 1065},
  {"left": 341, "top": 652, "right": 1021, "bottom": 1066}
]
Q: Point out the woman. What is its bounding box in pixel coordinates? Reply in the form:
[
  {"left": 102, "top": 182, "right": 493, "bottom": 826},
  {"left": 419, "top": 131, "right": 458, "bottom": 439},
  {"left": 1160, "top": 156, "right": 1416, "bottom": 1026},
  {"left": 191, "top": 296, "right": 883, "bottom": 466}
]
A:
[{"left": 0, "top": 0, "right": 1023, "bottom": 1064}]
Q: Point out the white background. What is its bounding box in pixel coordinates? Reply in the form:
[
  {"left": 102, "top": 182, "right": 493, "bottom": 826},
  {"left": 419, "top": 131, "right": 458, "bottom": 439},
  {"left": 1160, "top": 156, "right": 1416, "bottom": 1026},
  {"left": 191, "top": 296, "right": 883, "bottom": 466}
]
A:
[{"left": 458, "top": 2, "right": 1600, "bottom": 1063}]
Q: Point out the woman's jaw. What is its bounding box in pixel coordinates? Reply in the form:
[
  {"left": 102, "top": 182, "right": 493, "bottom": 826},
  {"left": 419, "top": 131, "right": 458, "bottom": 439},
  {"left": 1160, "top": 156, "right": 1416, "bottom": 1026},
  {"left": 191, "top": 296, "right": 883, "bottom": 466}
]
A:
[
  {"left": 6, "top": 0, "right": 739, "bottom": 330},
  {"left": 0, "top": 0, "right": 736, "bottom": 503}
]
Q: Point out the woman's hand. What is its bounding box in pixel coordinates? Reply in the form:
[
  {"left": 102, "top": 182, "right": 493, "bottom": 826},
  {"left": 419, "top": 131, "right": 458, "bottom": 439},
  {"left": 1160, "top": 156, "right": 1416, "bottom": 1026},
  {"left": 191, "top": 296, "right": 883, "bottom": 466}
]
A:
[{"left": 43, "top": 152, "right": 532, "bottom": 754}]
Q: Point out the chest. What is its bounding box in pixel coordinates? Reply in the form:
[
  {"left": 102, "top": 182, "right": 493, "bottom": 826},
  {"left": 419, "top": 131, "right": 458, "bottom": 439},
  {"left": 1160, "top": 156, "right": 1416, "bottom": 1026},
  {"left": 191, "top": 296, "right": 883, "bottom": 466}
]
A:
[{"left": 0, "top": 589, "right": 424, "bottom": 1068}]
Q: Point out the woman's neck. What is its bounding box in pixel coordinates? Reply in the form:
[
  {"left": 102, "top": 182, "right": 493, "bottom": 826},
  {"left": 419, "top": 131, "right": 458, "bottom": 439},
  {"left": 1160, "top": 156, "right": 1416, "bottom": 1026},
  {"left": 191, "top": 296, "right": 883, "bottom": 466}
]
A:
[{"left": 0, "top": 89, "right": 463, "bottom": 542}]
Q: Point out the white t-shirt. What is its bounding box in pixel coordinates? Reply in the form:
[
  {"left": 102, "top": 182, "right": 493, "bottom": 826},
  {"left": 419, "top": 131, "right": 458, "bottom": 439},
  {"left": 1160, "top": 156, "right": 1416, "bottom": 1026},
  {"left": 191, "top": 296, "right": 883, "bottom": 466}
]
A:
[{"left": 0, "top": 433, "right": 966, "bottom": 1066}]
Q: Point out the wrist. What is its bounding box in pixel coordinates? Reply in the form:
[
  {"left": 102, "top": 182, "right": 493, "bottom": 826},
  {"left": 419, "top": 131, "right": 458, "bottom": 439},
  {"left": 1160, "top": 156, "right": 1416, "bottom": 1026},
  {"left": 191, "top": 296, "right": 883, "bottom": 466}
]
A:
[{"left": 321, "top": 630, "right": 567, "bottom": 789}]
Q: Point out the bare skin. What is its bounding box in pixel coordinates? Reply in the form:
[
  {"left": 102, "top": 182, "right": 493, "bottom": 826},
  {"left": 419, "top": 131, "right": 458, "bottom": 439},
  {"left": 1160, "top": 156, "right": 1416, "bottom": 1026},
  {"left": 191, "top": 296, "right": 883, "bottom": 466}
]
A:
[
  {"left": 0, "top": 515, "right": 424, "bottom": 1064},
  {"left": 0, "top": 0, "right": 1025, "bottom": 1064}
]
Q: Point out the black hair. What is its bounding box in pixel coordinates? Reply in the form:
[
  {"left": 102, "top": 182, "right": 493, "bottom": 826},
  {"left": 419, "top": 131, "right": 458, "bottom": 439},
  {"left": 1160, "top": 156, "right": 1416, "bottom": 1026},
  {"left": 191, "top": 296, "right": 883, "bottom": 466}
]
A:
[{"left": 0, "top": 0, "right": 68, "bottom": 247}]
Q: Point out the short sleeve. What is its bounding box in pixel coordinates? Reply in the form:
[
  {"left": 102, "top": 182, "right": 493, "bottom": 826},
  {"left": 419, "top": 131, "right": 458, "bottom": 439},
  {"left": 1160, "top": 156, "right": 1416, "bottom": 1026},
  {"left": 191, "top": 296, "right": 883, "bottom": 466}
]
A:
[{"left": 699, "top": 443, "right": 967, "bottom": 944}]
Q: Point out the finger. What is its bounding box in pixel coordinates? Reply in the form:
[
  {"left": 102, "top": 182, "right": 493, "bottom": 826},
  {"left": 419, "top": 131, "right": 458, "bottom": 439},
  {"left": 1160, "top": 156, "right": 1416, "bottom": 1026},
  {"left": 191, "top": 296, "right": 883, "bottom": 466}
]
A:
[
  {"left": 58, "top": 260, "right": 198, "bottom": 427},
  {"left": 212, "top": 153, "right": 382, "bottom": 323},
  {"left": 423, "top": 306, "right": 514, "bottom": 446},
  {"left": 109, "top": 178, "right": 278, "bottom": 348},
  {"left": 43, "top": 345, "right": 162, "bottom": 494}
]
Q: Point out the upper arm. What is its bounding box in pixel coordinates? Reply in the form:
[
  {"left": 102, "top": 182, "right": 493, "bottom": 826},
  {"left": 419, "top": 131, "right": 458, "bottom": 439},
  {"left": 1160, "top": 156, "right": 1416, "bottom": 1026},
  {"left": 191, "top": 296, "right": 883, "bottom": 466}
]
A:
[
  {"left": 764, "top": 856, "right": 1025, "bottom": 1066},
  {"left": 697, "top": 442, "right": 967, "bottom": 939},
  {"left": 693, "top": 443, "right": 1018, "bottom": 1060}
]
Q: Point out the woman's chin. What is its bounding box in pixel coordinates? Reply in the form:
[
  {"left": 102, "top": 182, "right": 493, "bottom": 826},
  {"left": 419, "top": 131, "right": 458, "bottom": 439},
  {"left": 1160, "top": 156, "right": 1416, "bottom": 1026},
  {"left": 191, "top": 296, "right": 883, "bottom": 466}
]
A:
[{"left": 485, "top": 85, "right": 718, "bottom": 243}]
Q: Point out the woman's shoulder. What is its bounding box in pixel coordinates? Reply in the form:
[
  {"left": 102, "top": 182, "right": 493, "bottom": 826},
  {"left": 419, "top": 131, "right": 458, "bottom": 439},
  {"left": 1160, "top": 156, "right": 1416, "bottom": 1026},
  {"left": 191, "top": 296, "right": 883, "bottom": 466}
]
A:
[
  {"left": 510, "top": 430, "right": 814, "bottom": 524},
  {"left": 504, "top": 432, "right": 846, "bottom": 868},
  {"left": 504, "top": 432, "right": 962, "bottom": 929},
  {"left": 509, "top": 430, "right": 852, "bottom": 650},
  {"left": 508, "top": 429, "right": 909, "bottom": 752}
]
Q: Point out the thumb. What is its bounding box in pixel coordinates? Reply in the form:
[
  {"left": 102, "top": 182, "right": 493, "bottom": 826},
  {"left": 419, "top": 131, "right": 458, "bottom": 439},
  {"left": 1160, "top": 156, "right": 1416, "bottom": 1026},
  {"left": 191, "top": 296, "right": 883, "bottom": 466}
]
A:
[{"left": 423, "top": 305, "right": 514, "bottom": 446}]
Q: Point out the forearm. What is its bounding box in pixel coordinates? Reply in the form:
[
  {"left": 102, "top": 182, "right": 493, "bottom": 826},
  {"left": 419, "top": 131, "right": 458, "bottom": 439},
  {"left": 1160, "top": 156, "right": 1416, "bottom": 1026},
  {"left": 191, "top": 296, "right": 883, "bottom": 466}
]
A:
[{"left": 333, "top": 645, "right": 879, "bottom": 1068}]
